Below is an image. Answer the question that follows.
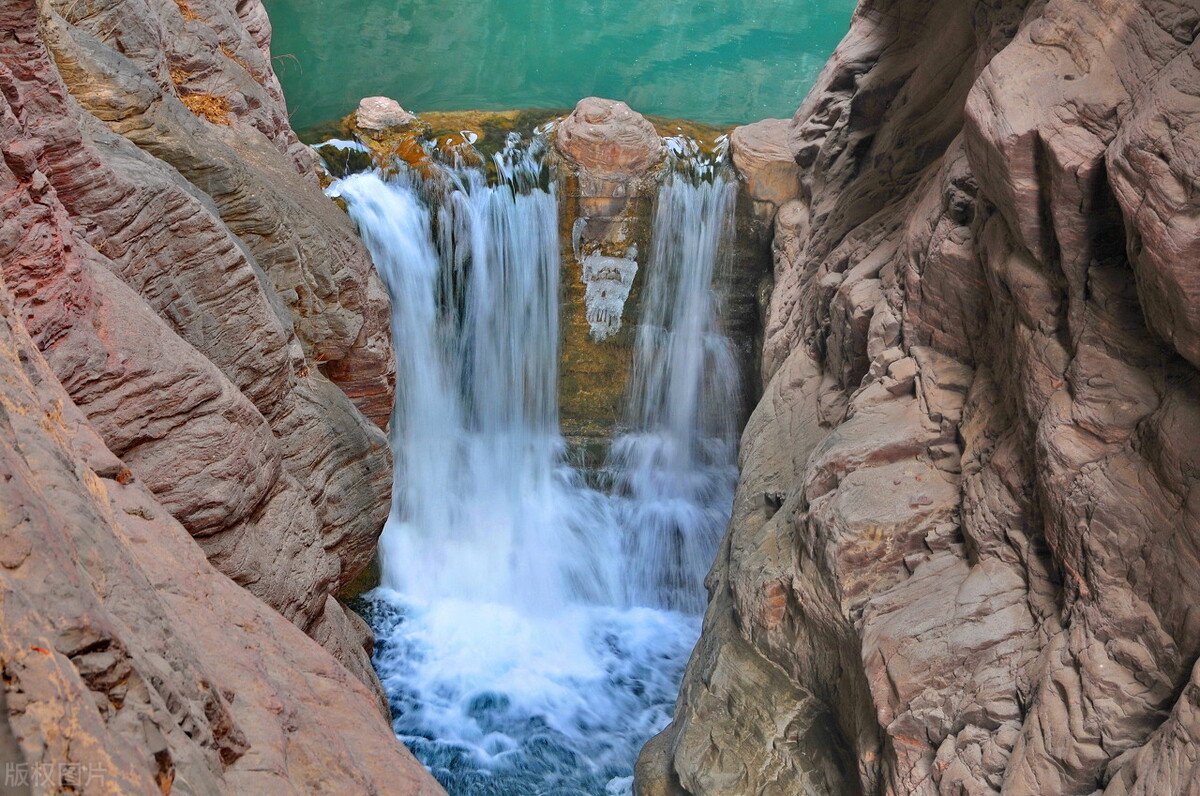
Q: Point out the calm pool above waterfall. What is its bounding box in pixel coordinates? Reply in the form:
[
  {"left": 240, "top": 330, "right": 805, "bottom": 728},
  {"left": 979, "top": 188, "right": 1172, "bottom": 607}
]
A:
[{"left": 262, "top": 0, "right": 857, "bottom": 130}]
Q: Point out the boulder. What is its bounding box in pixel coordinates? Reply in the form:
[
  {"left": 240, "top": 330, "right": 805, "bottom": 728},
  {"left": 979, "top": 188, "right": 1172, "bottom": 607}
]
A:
[
  {"left": 355, "top": 95, "right": 420, "bottom": 132},
  {"left": 555, "top": 97, "right": 664, "bottom": 178},
  {"left": 730, "top": 118, "right": 801, "bottom": 210}
]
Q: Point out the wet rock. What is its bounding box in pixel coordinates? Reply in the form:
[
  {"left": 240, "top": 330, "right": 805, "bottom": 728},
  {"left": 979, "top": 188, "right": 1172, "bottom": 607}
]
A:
[
  {"left": 553, "top": 99, "right": 773, "bottom": 462},
  {"left": 345, "top": 95, "right": 434, "bottom": 171},
  {"left": 552, "top": 98, "right": 666, "bottom": 454}
]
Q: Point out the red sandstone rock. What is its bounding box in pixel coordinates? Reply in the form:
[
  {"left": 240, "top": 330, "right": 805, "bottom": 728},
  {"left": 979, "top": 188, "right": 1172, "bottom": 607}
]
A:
[
  {"left": 0, "top": 274, "right": 440, "bottom": 793},
  {"left": 0, "top": 0, "right": 440, "bottom": 791},
  {"left": 5, "top": 0, "right": 395, "bottom": 683},
  {"left": 641, "top": 1, "right": 1200, "bottom": 794},
  {"left": 730, "top": 118, "right": 801, "bottom": 211},
  {"left": 555, "top": 97, "right": 664, "bottom": 178},
  {"left": 44, "top": 0, "right": 396, "bottom": 431}
]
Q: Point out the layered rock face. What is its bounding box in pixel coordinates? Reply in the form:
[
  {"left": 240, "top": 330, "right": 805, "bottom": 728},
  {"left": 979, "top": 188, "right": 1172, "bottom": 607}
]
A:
[
  {"left": 1, "top": 0, "right": 441, "bottom": 791},
  {"left": 642, "top": 0, "right": 1200, "bottom": 794}
]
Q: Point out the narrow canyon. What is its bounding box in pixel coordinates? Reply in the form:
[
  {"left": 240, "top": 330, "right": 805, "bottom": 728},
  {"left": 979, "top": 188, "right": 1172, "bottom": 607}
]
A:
[{"left": 1, "top": 0, "right": 1199, "bottom": 794}]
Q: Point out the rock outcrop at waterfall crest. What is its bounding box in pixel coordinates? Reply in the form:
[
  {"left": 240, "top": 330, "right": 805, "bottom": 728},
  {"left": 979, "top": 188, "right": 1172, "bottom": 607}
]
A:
[
  {"left": 0, "top": 0, "right": 442, "bottom": 792},
  {"left": 639, "top": 0, "right": 1200, "bottom": 794}
]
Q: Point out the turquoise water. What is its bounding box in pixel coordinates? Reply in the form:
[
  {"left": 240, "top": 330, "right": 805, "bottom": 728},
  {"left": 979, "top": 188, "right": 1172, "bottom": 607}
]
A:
[{"left": 263, "top": 0, "right": 857, "bottom": 130}]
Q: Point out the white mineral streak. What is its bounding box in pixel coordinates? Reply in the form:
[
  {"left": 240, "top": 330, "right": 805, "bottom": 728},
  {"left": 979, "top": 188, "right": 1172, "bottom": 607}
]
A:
[{"left": 582, "top": 250, "right": 638, "bottom": 341}]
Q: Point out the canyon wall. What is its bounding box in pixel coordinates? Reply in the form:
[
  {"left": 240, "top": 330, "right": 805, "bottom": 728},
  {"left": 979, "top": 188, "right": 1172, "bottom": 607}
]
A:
[
  {"left": 1, "top": 0, "right": 442, "bottom": 791},
  {"left": 640, "top": 0, "right": 1200, "bottom": 793}
]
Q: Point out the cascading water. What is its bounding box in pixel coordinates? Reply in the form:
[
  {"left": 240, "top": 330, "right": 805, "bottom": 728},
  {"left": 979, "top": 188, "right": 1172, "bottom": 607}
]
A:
[
  {"left": 608, "top": 170, "right": 739, "bottom": 614},
  {"left": 329, "top": 139, "right": 739, "bottom": 796}
]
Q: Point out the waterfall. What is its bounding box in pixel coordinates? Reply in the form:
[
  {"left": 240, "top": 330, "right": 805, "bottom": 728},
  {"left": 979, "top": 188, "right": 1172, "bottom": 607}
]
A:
[
  {"left": 336, "top": 159, "right": 599, "bottom": 610},
  {"left": 610, "top": 171, "right": 739, "bottom": 613},
  {"left": 330, "top": 146, "right": 739, "bottom": 796}
]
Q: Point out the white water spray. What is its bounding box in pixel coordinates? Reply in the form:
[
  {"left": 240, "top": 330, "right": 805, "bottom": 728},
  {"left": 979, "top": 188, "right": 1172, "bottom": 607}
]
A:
[{"left": 330, "top": 145, "right": 739, "bottom": 795}]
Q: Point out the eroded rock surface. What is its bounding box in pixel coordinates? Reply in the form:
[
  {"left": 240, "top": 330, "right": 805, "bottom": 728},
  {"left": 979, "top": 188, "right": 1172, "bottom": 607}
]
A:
[
  {"left": 641, "top": 1, "right": 1200, "bottom": 794},
  {"left": 730, "top": 118, "right": 801, "bottom": 213},
  {"left": 552, "top": 98, "right": 666, "bottom": 453},
  {"left": 0, "top": 0, "right": 440, "bottom": 791},
  {"left": 556, "top": 97, "right": 665, "bottom": 179},
  {"left": 0, "top": 275, "right": 440, "bottom": 794}
]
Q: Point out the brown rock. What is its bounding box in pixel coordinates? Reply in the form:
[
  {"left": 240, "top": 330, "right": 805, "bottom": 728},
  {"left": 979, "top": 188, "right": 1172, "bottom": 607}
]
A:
[
  {"left": 0, "top": 0, "right": 438, "bottom": 790},
  {"left": 553, "top": 99, "right": 665, "bottom": 456},
  {"left": 555, "top": 97, "right": 664, "bottom": 178},
  {"left": 0, "top": 270, "right": 441, "bottom": 792},
  {"left": 648, "top": 1, "right": 1200, "bottom": 795},
  {"left": 41, "top": 3, "right": 397, "bottom": 430},
  {"left": 634, "top": 727, "right": 688, "bottom": 796},
  {"left": 1108, "top": 43, "right": 1200, "bottom": 371},
  {"left": 4, "top": 0, "right": 395, "bottom": 695},
  {"left": 730, "top": 118, "right": 801, "bottom": 210}
]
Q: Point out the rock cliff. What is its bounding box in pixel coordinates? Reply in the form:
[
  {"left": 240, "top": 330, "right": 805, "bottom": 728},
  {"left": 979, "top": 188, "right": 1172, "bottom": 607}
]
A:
[
  {"left": 641, "top": 0, "right": 1200, "bottom": 794},
  {"left": 1, "top": 0, "right": 441, "bottom": 791}
]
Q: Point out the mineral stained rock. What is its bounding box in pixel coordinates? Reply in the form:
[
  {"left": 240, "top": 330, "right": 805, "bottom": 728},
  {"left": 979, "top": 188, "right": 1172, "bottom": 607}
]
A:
[
  {"left": 640, "top": 1, "right": 1200, "bottom": 794},
  {"left": 0, "top": 0, "right": 440, "bottom": 792},
  {"left": 552, "top": 96, "right": 774, "bottom": 465},
  {"left": 553, "top": 98, "right": 666, "bottom": 454}
]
